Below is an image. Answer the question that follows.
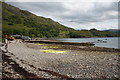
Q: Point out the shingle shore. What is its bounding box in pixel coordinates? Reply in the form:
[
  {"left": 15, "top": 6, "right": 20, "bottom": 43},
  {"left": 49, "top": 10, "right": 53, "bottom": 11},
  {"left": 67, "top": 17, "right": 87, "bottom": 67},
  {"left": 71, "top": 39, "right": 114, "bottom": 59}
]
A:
[{"left": 2, "top": 40, "right": 120, "bottom": 79}]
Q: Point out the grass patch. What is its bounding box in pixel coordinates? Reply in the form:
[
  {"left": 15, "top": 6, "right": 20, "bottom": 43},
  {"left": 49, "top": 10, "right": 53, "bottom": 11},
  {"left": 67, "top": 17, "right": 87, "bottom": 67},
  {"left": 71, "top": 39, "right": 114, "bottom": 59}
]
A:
[
  {"left": 40, "top": 50, "right": 67, "bottom": 54},
  {"left": 42, "top": 46, "right": 60, "bottom": 49},
  {"left": 35, "top": 43, "right": 47, "bottom": 45}
]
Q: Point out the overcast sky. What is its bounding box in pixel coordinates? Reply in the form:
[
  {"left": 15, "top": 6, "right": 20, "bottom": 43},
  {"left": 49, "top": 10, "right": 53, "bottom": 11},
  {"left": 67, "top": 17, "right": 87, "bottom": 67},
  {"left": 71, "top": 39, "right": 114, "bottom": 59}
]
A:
[{"left": 6, "top": 0, "right": 119, "bottom": 30}]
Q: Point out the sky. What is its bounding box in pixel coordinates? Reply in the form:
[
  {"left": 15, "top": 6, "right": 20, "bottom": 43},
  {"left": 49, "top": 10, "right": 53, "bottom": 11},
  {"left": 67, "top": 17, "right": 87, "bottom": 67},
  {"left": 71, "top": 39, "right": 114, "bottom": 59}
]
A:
[{"left": 4, "top": 0, "right": 119, "bottom": 30}]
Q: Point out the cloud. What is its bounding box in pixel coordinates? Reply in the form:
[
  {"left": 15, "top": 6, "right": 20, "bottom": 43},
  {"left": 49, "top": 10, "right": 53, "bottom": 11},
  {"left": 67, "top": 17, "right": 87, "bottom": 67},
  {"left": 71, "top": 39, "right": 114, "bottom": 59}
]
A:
[
  {"left": 59, "top": 2, "right": 118, "bottom": 22},
  {"left": 7, "top": 1, "right": 118, "bottom": 30},
  {"left": 6, "top": 0, "right": 119, "bottom": 2}
]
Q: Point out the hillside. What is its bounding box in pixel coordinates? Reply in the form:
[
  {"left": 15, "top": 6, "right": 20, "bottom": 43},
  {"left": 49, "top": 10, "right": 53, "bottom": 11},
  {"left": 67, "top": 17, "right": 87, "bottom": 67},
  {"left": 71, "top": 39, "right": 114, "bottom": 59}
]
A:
[
  {"left": 2, "top": 2, "right": 119, "bottom": 38},
  {"left": 103, "top": 29, "right": 120, "bottom": 35},
  {"left": 2, "top": 2, "right": 74, "bottom": 38}
]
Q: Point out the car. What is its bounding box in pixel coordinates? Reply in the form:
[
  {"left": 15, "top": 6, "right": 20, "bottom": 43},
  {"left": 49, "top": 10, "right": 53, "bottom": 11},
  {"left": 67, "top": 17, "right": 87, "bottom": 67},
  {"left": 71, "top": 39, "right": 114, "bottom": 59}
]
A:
[
  {"left": 13, "top": 35, "right": 22, "bottom": 39},
  {"left": 22, "top": 36, "right": 31, "bottom": 40}
]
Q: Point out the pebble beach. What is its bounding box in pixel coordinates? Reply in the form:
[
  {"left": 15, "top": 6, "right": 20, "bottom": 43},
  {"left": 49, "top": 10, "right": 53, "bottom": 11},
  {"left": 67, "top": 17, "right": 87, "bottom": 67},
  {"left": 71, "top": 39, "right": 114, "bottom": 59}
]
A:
[{"left": 1, "top": 40, "right": 120, "bottom": 79}]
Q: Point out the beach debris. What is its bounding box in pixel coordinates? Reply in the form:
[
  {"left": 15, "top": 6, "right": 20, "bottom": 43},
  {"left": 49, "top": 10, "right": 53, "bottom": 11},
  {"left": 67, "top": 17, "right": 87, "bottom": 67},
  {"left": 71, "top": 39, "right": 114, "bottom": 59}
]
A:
[{"left": 40, "top": 50, "right": 67, "bottom": 54}]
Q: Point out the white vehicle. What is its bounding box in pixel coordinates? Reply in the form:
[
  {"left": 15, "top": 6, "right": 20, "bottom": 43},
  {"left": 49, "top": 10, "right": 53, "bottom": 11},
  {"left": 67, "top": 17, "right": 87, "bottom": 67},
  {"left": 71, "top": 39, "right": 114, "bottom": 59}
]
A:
[{"left": 22, "top": 36, "right": 31, "bottom": 40}]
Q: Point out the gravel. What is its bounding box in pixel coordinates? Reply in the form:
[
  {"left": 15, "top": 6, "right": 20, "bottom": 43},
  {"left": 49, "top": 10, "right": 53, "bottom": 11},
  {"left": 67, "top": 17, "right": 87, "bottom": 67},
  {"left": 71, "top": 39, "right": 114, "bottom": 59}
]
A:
[{"left": 2, "top": 40, "right": 120, "bottom": 79}]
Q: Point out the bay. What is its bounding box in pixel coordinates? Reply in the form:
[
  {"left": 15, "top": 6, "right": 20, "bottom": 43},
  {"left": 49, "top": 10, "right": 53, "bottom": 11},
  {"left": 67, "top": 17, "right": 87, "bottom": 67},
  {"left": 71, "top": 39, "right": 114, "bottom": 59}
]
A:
[{"left": 56, "top": 37, "right": 120, "bottom": 49}]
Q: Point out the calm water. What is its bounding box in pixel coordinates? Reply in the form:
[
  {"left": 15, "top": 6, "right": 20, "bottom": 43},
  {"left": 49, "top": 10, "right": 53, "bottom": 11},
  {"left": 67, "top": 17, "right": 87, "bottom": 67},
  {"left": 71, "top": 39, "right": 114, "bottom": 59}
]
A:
[{"left": 56, "top": 37, "right": 120, "bottom": 49}]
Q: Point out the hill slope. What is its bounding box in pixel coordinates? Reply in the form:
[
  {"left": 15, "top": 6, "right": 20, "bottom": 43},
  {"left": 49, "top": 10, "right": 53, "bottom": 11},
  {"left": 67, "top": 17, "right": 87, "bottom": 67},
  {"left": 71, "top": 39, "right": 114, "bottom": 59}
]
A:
[
  {"left": 2, "top": 2, "right": 74, "bottom": 38},
  {"left": 103, "top": 29, "right": 120, "bottom": 35},
  {"left": 2, "top": 2, "right": 119, "bottom": 38}
]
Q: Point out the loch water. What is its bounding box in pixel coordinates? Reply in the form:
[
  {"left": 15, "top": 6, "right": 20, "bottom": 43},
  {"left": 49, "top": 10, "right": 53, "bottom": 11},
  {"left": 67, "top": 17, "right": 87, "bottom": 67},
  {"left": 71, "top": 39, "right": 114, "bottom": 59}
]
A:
[{"left": 56, "top": 37, "right": 120, "bottom": 49}]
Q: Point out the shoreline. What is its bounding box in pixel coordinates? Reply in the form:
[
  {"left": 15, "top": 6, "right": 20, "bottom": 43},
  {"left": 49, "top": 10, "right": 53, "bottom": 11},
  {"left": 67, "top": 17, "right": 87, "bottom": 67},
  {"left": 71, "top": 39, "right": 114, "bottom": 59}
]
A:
[
  {"left": 25, "top": 40, "right": 95, "bottom": 46},
  {"left": 2, "top": 40, "right": 120, "bottom": 79},
  {"left": 1, "top": 40, "right": 74, "bottom": 79},
  {"left": 25, "top": 39, "right": 120, "bottom": 53},
  {"left": 50, "top": 37, "right": 119, "bottom": 49}
]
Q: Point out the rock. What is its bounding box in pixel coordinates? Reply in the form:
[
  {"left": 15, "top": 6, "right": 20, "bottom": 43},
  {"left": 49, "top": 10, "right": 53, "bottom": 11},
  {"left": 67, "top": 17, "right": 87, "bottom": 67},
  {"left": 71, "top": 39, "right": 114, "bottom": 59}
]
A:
[{"left": 10, "top": 62, "right": 14, "bottom": 65}]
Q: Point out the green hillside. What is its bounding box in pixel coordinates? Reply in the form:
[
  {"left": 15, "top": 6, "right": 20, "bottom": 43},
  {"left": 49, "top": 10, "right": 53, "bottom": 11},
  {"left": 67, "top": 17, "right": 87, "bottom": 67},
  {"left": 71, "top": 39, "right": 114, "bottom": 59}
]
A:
[
  {"left": 103, "top": 29, "right": 120, "bottom": 35},
  {"left": 2, "top": 2, "right": 119, "bottom": 38}
]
